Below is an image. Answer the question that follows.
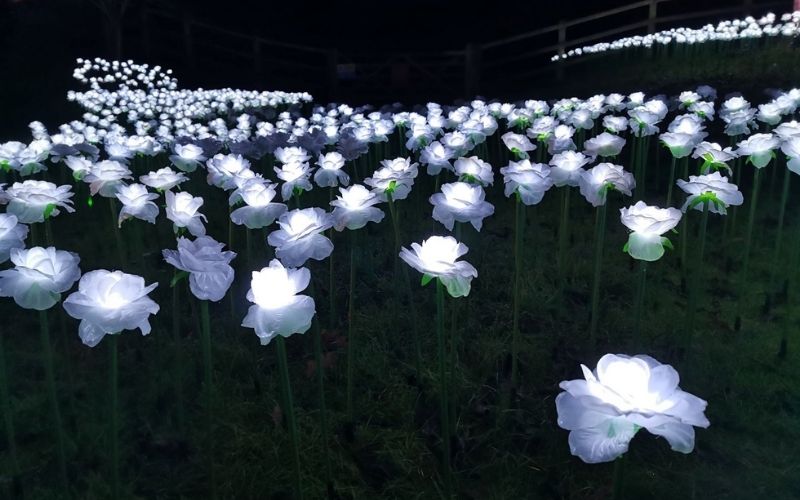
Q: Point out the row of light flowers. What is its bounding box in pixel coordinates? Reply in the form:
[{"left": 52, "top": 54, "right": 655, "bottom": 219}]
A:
[{"left": 1, "top": 59, "right": 800, "bottom": 497}]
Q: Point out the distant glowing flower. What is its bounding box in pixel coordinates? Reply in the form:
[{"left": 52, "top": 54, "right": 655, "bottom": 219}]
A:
[
  {"left": 314, "top": 152, "right": 349, "bottom": 187},
  {"left": 692, "top": 142, "right": 737, "bottom": 174},
  {"left": 399, "top": 235, "right": 477, "bottom": 298},
  {"left": 170, "top": 143, "right": 206, "bottom": 172},
  {"left": 583, "top": 132, "right": 625, "bottom": 158},
  {"left": 579, "top": 163, "right": 635, "bottom": 207},
  {"left": 241, "top": 259, "right": 315, "bottom": 345},
  {"left": 140, "top": 167, "right": 188, "bottom": 191},
  {"left": 419, "top": 141, "right": 454, "bottom": 176},
  {"left": 500, "top": 160, "right": 554, "bottom": 205},
  {"left": 63, "top": 270, "right": 160, "bottom": 347},
  {"left": 0, "top": 247, "right": 81, "bottom": 310},
  {"left": 501, "top": 132, "right": 536, "bottom": 159},
  {"left": 207, "top": 154, "right": 251, "bottom": 190},
  {"left": 556, "top": 353, "right": 709, "bottom": 463},
  {"left": 275, "top": 162, "right": 313, "bottom": 201},
  {"left": 430, "top": 182, "right": 495, "bottom": 231}
]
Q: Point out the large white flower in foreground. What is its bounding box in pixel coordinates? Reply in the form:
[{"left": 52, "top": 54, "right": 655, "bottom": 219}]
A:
[
  {"left": 500, "top": 160, "right": 554, "bottom": 205},
  {"left": 556, "top": 353, "right": 709, "bottom": 464},
  {"left": 620, "top": 201, "right": 682, "bottom": 261},
  {"left": 163, "top": 236, "right": 236, "bottom": 302},
  {"left": 676, "top": 172, "right": 743, "bottom": 214},
  {"left": 314, "top": 152, "right": 349, "bottom": 188},
  {"left": 115, "top": 183, "right": 159, "bottom": 226},
  {"left": 330, "top": 184, "right": 385, "bottom": 231},
  {"left": 5, "top": 180, "right": 75, "bottom": 223},
  {"left": 0, "top": 215, "right": 28, "bottom": 263},
  {"left": 550, "top": 151, "right": 592, "bottom": 187},
  {"left": 454, "top": 156, "right": 493, "bottom": 186},
  {"left": 0, "top": 247, "right": 81, "bottom": 310},
  {"left": 241, "top": 259, "right": 315, "bottom": 346},
  {"left": 578, "top": 163, "right": 635, "bottom": 207},
  {"left": 84, "top": 160, "right": 133, "bottom": 197},
  {"left": 165, "top": 190, "right": 207, "bottom": 236},
  {"left": 63, "top": 270, "right": 160, "bottom": 347},
  {"left": 399, "top": 235, "right": 477, "bottom": 298},
  {"left": 229, "top": 179, "right": 288, "bottom": 229},
  {"left": 430, "top": 182, "right": 495, "bottom": 231},
  {"left": 267, "top": 208, "right": 334, "bottom": 267}
]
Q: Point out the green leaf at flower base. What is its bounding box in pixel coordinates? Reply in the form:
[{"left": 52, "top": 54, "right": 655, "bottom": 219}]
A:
[
  {"left": 421, "top": 274, "right": 434, "bottom": 287},
  {"left": 292, "top": 186, "right": 305, "bottom": 198},
  {"left": 43, "top": 203, "right": 56, "bottom": 219},
  {"left": 0, "top": 161, "right": 10, "bottom": 173},
  {"left": 170, "top": 271, "right": 189, "bottom": 288},
  {"left": 622, "top": 241, "right": 630, "bottom": 253},
  {"left": 384, "top": 179, "right": 398, "bottom": 197},
  {"left": 460, "top": 174, "right": 479, "bottom": 185},
  {"left": 661, "top": 237, "right": 674, "bottom": 251},
  {"left": 87, "top": 196, "right": 94, "bottom": 208}
]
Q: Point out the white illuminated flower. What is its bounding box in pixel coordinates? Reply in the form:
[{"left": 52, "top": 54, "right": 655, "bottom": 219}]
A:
[
  {"left": 330, "top": 184, "right": 385, "bottom": 231},
  {"left": 170, "top": 143, "right": 206, "bottom": 172},
  {"left": 677, "top": 172, "right": 743, "bottom": 214},
  {"left": 163, "top": 236, "right": 236, "bottom": 302},
  {"left": 419, "top": 141, "right": 454, "bottom": 176},
  {"left": 140, "top": 167, "right": 188, "bottom": 191},
  {"left": 583, "top": 132, "right": 626, "bottom": 158},
  {"left": 500, "top": 160, "right": 554, "bottom": 205},
  {"left": 84, "top": 160, "right": 132, "bottom": 197},
  {"left": 5, "top": 180, "right": 75, "bottom": 223},
  {"left": 229, "top": 179, "right": 287, "bottom": 229},
  {"left": 115, "top": 183, "right": 159, "bottom": 226},
  {"left": 267, "top": 208, "right": 334, "bottom": 267},
  {"left": 207, "top": 154, "right": 251, "bottom": 190},
  {"left": 165, "top": 190, "right": 207, "bottom": 236},
  {"left": 550, "top": 151, "right": 592, "bottom": 187},
  {"left": 501, "top": 132, "right": 536, "bottom": 159},
  {"left": 620, "top": 201, "right": 682, "bottom": 261},
  {"left": 736, "top": 133, "right": 779, "bottom": 168},
  {"left": 275, "top": 162, "right": 313, "bottom": 201},
  {"left": 579, "top": 163, "right": 635, "bottom": 207},
  {"left": 0, "top": 247, "right": 81, "bottom": 310},
  {"left": 430, "top": 182, "right": 495, "bottom": 231},
  {"left": 454, "top": 156, "right": 493, "bottom": 186},
  {"left": 0, "top": 215, "right": 28, "bottom": 263},
  {"left": 781, "top": 136, "right": 800, "bottom": 175},
  {"left": 399, "top": 235, "right": 477, "bottom": 297},
  {"left": 314, "top": 152, "right": 349, "bottom": 187},
  {"left": 556, "top": 353, "right": 709, "bottom": 463},
  {"left": 241, "top": 259, "right": 315, "bottom": 345}
]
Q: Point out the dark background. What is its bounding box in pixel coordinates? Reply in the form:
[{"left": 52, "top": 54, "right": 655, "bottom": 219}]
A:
[{"left": 0, "top": 0, "right": 791, "bottom": 137}]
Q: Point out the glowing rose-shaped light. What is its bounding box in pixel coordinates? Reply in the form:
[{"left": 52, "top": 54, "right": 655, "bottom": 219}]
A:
[
  {"left": 5, "top": 180, "right": 75, "bottom": 223},
  {"left": 241, "top": 259, "right": 315, "bottom": 345},
  {"left": 314, "top": 152, "right": 349, "bottom": 188},
  {"left": 500, "top": 160, "right": 554, "bottom": 206},
  {"left": 0, "top": 214, "right": 28, "bottom": 263},
  {"left": 267, "top": 208, "right": 334, "bottom": 267},
  {"left": 0, "top": 247, "right": 81, "bottom": 310},
  {"left": 399, "top": 236, "right": 477, "bottom": 298},
  {"left": 115, "top": 183, "right": 159, "bottom": 226},
  {"left": 170, "top": 143, "right": 206, "bottom": 172},
  {"left": 165, "top": 190, "right": 207, "bottom": 236},
  {"left": 330, "top": 184, "right": 385, "bottom": 231},
  {"left": 556, "top": 353, "right": 709, "bottom": 464},
  {"left": 229, "top": 178, "right": 288, "bottom": 229},
  {"left": 140, "top": 167, "right": 188, "bottom": 191},
  {"left": 620, "top": 201, "right": 682, "bottom": 261},
  {"left": 84, "top": 160, "right": 133, "bottom": 197},
  {"left": 583, "top": 132, "right": 626, "bottom": 158},
  {"left": 549, "top": 151, "right": 592, "bottom": 187},
  {"left": 676, "top": 172, "right": 743, "bottom": 214},
  {"left": 578, "top": 163, "right": 635, "bottom": 207},
  {"left": 63, "top": 270, "right": 160, "bottom": 347},
  {"left": 163, "top": 236, "right": 236, "bottom": 302},
  {"left": 430, "top": 182, "right": 495, "bottom": 231},
  {"left": 454, "top": 156, "right": 493, "bottom": 186}
]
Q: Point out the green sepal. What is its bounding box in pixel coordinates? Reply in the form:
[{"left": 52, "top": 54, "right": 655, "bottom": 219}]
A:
[
  {"left": 384, "top": 179, "right": 398, "bottom": 197},
  {"left": 661, "top": 236, "right": 674, "bottom": 251},
  {"left": 87, "top": 196, "right": 94, "bottom": 208},
  {"left": 421, "top": 274, "right": 434, "bottom": 287},
  {"left": 0, "top": 161, "right": 10, "bottom": 173},
  {"left": 43, "top": 203, "right": 56, "bottom": 219},
  {"left": 622, "top": 241, "right": 630, "bottom": 253},
  {"left": 170, "top": 270, "right": 189, "bottom": 288}
]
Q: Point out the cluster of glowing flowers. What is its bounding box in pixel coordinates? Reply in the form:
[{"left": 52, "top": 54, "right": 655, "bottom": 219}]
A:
[
  {"left": 330, "top": 184, "right": 385, "bottom": 231},
  {"left": 677, "top": 172, "right": 743, "bottom": 214},
  {"left": 163, "top": 236, "right": 236, "bottom": 302},
  {"left": 0, "top": 247, "right": 81, "bottom": 310},
  {"left": 267, "top": 208, "right": 334, "bottom": 267},
  {"left": 241, "top": 259, "right": 315, "bottom": 346},
  {"left": 620, "top": 201, "right": 682, "bottom": 261},
  {"left": 63, "top": 270, "right": 160, "bottom": 347},
  {"left": 556, "top": 354, "right": 709, "bottom": 463},
  {"left": 500, "top": 160, "right": 554, "bottom": 205},
  {"left": 400, "top": 235, "right": 477, "bottom": 298},
  {"left": 229, "top": 178, "right": 288, "bottom": 229},
  {"left": 578, "top": 163, "right": 635, "bottom": 207},
  {"left": 115, "top": 184, "right": 159, "bottom": 226},
  {"left": 430, "top": 182, "right": 495, "bottom": 231},
  {"left": 314, "top": 152, "right": 349, "bottom": 188},
  {"left": 549, "top": 151, "right": 592, "bottom": 187},
  {"left": 165, "top": 190, "right": 207, "bottom": 236},
  {"left": 5, "top": 180, "right": 75, "bottom": 223},
  {"left": 0, "top": 140, "right": 49, "bottom": 176}
]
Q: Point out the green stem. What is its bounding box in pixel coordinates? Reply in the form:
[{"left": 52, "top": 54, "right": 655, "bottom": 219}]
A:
[
  {"left": 275, "top": 336, "right": 303, "bottom": 500},
  {"left": 557, "top": 187, "right": 571, "bottom": 281},
  {"left": 171, "top": 281, "right": 186, "bottom": 432},
  {"left": 612, "top": 455, "right": 626, "bottom": 500},
  {"left": 666, "top": 156, "right": 677, "bottom": 207},
  {"left": 199, "top": 300, "right": 216, "bottom": 497},
  {"left": 346, "top": 232, "right": 357, "bottom": 423},
  {"left": 742, "top": 167, "right": 762, "bottom": 282},
  {"left": 108, "top": 333, "right": 119, "bottom": 500},
  {"left": 770, "top": 167, "right": 792, "bottom": 289},
  {"left": 40, "top": 309, "right": 68, "bottom": 492},
  {"left": 312, "top": 315, "right": 333, "bottom": 491},
  {"left": 328, "top": 187, "right": 336, "bottom": 329},
  {"left": 633, "top": 260, "right": 648, "bottom": 339},
  {"left": 0, "top": 324, "right": 20, "bottom": 481},
  {"left": 108, "top": 198, "right": 124, "bottom": 265},
  {"left": 511, "top": 196, "right": 524, "bottom": 386},
  {"left": 435, "top": 279, "right": 452, "bottom": 496},
  {"left": 589, "top": 203, "right": 607, "bottom": 344}
]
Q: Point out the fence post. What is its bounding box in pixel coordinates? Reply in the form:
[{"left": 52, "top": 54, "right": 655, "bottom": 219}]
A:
[
  {"left": 648, "top": 0, "right": 658, "bottom": 34},
  {"left": 464, "top": 43, "right": 482, "bottom": 98}
]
